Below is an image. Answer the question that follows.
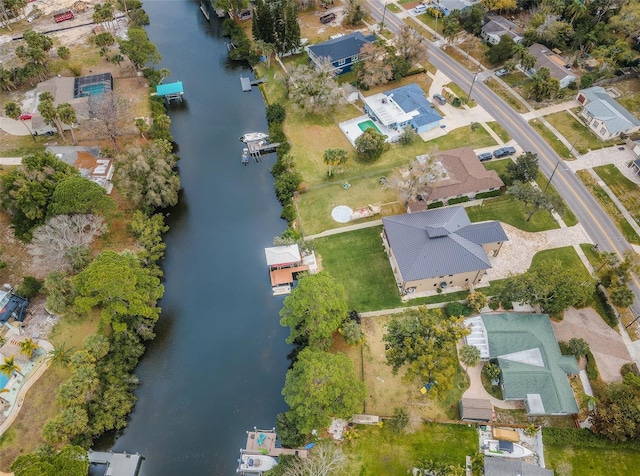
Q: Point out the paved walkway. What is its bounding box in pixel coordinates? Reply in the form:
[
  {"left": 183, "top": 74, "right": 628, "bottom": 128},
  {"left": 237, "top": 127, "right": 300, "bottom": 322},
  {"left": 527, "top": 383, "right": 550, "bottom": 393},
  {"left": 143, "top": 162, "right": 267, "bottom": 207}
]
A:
[
  {"left": 0, "top": 117, "right": 31, "bottom": 136},
  {"left": 461, "top": 361, "right": 523, "bottom": 409},
  {"left": 520, "top": 100, "right": 582, "bottom": 122},
  {"left": 0, "top": 158, "right": 22, "bottom": 166},
  {"left": 567, "top": 144, "right": 640, "bottom": 185}
]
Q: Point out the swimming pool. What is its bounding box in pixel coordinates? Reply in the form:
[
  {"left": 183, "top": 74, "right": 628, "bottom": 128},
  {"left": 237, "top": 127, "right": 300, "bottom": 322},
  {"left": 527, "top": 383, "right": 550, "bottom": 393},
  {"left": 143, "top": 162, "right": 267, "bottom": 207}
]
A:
[
  {"left": 0, "top": 373, "right": 8, "bottom": 390},
  {"left": 80, "top": 83, "right": 107, "bottom": 96},
  {"left": 358, "top": 120, "right": 381, "bottom": 135}
]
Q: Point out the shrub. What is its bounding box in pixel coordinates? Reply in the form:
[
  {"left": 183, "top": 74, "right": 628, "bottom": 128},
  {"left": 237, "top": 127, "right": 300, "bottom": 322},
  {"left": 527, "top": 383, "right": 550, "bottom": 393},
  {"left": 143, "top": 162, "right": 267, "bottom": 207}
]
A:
[
  {"left": 445, "top": 301, "right": 465, "bottom": 317},
  {"left": 595, "top": 286, "right": 618, "bottom": 327},
  {"left": 482, "top": 361, "right": 501, "bottom": 381},
  {"left": 16, "top": 276, "right": 44, "bottom": 299},
  {"left": 475, "top": 190, "right": 501, "bottom": 199},
  {"left": 387, "top": 407, "right": 410, "bottom": 434},
  {"left": 57, "top": 46, "right": 70, "bottom": 60},
  {"left": 452, "top": 97, "right": 462, "bottom": 107},
  {"left": 427, "top": 201, "right": 444, "bottom": 209},
  {"left": 274, "top": 171, "right": 302, "bottom": 203},
  {"left": 266, "top": 104, "right": 286, "bottom": 126},
  {"left": 398, "top": 127, "right": 417, "bottom": 146},
  {"left": 341, "top": 320, "right": 365, "bottom": 345},
  {"left": 585, "top": 350, "right": 599, "bottom": 381},
  {"left": 447, "top": 196, "right": 469, "bottom": 205},
  {"left": 542, "top": 427, "right": 639, "bottom": 450},
  {"left": 621, "top": 362, "right": 640, "bottom": 377},
  {"left": 280, "top": 202, "right": 296, "bottom": 224}
]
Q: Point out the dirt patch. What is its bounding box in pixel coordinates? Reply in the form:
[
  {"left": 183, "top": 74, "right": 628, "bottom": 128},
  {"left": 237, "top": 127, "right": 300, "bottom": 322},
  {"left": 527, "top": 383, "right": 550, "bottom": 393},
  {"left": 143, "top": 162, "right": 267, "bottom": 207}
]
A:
[
  {"left": 297, "top": 6, "right": 365, "bottom": 44},
  {"left": 553, "top": 307, "right": 632, "bottom": 382}
]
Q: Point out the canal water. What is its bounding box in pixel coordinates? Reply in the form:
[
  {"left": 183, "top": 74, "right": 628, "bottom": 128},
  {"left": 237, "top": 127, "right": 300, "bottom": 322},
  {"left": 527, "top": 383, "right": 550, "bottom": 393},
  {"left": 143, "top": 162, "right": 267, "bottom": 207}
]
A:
[{"left": 106, "top": 1, "right": 291, "bottom": 473}]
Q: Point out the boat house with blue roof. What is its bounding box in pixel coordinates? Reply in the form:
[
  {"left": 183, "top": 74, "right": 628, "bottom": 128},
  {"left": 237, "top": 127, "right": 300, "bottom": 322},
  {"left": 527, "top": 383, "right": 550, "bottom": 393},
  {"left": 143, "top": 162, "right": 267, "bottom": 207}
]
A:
[
  {"left": 362, "top": 83, "right": 442, "bottom": 134},
  {"left": 156, "top": 81, "right": 184, "bottom": 103},
  {"left": 307, "top": 32, "right": 375, "bottom": 74}
]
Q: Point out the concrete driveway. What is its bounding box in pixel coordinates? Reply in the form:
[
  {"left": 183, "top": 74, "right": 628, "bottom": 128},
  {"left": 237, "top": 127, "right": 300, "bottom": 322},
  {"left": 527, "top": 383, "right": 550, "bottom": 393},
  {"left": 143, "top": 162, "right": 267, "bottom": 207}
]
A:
[
  {"left": 0, "top": 117, "right": 32, "bottom": 136},
  {"left": 552, "top": 308, "right": 632, "bottom": 382},
  {"left": 566, "top": 144, "right": 640, "bottom": 185}
]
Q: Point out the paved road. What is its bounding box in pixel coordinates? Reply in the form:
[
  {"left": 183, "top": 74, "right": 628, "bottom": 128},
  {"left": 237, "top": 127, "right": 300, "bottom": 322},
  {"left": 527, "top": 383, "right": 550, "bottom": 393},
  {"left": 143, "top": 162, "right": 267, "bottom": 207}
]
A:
[{"left": 364, "top": 0, "right": 640, "bottom": 312}]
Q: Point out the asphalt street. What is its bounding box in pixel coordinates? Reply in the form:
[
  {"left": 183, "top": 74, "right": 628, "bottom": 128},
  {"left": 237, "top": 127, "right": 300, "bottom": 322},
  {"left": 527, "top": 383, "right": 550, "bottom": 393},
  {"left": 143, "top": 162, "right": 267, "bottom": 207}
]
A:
[{"left": 364, "top": 0, "right": 640, "bottom": 312}]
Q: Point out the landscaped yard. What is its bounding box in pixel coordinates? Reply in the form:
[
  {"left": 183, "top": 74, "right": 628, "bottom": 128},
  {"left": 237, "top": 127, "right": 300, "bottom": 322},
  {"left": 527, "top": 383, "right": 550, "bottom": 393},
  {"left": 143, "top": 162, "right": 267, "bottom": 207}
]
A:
[
  {"left": 466, "top": 194, "right": 559, "bottom": 232},
  {"left": 338, "top": 423, "right": 478, "bottom": 475},
  {"left": 592, "top": 164, "right": 640, "bottom": 226},
  {"left": 533, "top": 173, "right": 578, "bottom": 226},
  {"left": 544, "top": 111, "right": 614, "bottom": 154},
  {"left": 576, "top": 170, "right": 640, "bottom": 245},
  {"left": 313, "top": 226, "right": 402, "bottom": 311}
]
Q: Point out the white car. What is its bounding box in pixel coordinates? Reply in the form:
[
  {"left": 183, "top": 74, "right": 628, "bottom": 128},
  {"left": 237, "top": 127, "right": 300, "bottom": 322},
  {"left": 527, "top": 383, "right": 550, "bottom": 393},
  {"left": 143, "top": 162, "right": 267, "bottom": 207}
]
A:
[
  {"left": 413, "top": 4, "right": 427, "bottom": 14},
  {"left": 496, "top": 69, "right": 508, "bottom": 77}
]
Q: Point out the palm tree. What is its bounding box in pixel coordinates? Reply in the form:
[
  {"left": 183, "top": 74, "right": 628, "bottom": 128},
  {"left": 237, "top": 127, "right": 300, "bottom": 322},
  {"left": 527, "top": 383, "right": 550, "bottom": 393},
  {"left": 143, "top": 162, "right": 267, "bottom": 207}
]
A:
[
  {"left": 19, "top": 338, "right": 39, "bottom": 359},
  {"left": 4, "top": 101, "right": 36, "bottom": 141},
  {"left": 0, "top": 355, "right": 23, "bottom": 378},
  {"left": 57, "top": 103, "right": 78, "bottom": 145},
  {"left": 459, "top": 344, "right": 481, "bottom": 368},
  {"left": 48, "top": 342, "right": 75, "bottom": 367}
]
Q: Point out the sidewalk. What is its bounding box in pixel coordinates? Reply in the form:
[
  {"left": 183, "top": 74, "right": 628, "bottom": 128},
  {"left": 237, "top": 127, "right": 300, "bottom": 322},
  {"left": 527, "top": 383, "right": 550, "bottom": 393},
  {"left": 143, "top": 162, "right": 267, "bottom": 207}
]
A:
[{"left": 0, "top": 117, "right": 32, "bottom": 136}]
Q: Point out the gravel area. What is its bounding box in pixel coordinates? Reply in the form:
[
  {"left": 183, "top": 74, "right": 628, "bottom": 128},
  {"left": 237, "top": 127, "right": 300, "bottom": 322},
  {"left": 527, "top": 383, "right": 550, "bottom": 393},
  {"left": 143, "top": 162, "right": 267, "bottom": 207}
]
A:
[{"left": 552, "top": 308, "right": 632, "bottom": 382}]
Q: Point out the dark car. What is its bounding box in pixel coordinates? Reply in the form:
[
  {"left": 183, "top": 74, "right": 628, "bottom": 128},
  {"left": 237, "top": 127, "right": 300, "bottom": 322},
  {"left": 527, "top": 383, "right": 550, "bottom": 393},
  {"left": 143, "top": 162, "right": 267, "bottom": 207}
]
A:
[
  {"left": 432, "top": 93, "right": 446, "bottom": 105},
  {"left": 320, "top": 12, "right": 335, "bottom": 23},
  {"left": 477, "top": 152, "right": 493, "bottom": 162},
  {"left": 493, "top": 147, "right": 517, "bottom": 158}
]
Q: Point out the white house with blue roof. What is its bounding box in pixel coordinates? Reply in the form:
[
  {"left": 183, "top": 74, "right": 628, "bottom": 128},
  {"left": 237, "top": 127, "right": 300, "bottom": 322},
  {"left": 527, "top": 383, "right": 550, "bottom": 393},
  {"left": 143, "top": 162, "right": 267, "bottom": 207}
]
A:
[
  {"left": 306, "top": 32, "right": 376, "bottom": 75},
  {"left": 361, "top": 83, "right": 442, "bottom": 134},
  {"left": 381, "top": 206, "right": 507, "bottom": 296},
  {"left": 576, "top": 86, "right": 640, "bottom": 140}
]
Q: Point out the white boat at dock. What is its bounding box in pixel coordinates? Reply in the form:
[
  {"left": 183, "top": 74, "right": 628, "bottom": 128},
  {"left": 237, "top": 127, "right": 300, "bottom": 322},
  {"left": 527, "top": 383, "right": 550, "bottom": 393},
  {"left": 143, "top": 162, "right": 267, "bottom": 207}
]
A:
[
  {"left": 240, "top": 132, "right": 269, "bottom": 143},
  {"left": 483, "top": 439, "right": 533, "bottom": 458},
  {"left": 237, "top": 451, "right": 278, "bottom": 474}
]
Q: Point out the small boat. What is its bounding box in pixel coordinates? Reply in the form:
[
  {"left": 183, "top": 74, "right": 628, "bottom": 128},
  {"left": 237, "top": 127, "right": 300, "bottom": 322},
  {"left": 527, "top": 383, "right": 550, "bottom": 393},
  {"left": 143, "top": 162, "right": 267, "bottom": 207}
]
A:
[
  {"left": 240, "top": 132, "right": 269, "bottom": 143},
  {"left": 237, "top": 451, "right": 278, "bottom": 474},
  {"left": 241, "top": 148, "right": 249, "bottom": 165},
  {"left": 483, "top": 439, "right": 533, "bottom": 458}
]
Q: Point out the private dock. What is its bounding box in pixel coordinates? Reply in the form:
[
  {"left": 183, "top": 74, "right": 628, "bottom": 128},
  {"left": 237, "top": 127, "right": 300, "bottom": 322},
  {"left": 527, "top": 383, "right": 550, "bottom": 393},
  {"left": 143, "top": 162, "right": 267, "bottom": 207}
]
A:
[
  {"left": 88, "top": 450, "right": 143, "bottom": 476},
  {"left": 156, "top": 81, "right": 184, "bottom": 104},
  {"left": 243, "top": 429, "right": 308, "bottom": 458},
  {"left": 245, "top": 139, "right": 280, "bottom": 161},
  {"left": 240, "top": 76, "right": 267, "bottom": 92},
  {"left": 199, "top": 1, "right": 210, "bottom": 20}
]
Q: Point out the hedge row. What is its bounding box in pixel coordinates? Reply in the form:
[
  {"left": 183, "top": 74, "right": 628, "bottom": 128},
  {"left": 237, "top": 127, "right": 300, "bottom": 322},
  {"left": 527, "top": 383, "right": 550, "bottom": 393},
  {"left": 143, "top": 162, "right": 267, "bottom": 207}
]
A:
[{"left": 543, "top": 427, "right": 639, "bottom": 450}]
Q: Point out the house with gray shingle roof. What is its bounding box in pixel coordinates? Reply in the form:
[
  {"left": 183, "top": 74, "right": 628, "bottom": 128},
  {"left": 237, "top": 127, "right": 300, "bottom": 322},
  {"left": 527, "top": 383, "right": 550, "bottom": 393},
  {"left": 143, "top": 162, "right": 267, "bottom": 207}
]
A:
[
  {"left": 466, "top": 313, "right": 579, "bottom": 416},
  {"left": 481, "top": 15, "right": 523, "bottom": 45},
  {"left": 362, "top": 83, "right": 442, "bottom": 134},
  {"left": 576, "top": 86, "right": 640, "bottom": 140},
  {"left": 306, "top": 32, "right": 375, "bottom": 75},
  {"left": 484, "top": 456, "right": 553, "bottom": 476},
  {"left": 381, "top": 206, "right": 507, "bottom": 296},
  {"left": 527, "top": 43, "right": 576, "bottom": 88}
]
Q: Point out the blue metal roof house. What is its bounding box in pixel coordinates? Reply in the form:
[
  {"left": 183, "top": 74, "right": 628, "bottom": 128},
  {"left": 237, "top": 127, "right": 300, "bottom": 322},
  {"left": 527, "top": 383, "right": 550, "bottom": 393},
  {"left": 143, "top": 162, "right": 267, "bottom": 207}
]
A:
[
  {"left": 362, "top": 83, "right": 442, "bottom": 134},
  {"left": 307, "top": 32, "right": 375, "bottom": 74}
]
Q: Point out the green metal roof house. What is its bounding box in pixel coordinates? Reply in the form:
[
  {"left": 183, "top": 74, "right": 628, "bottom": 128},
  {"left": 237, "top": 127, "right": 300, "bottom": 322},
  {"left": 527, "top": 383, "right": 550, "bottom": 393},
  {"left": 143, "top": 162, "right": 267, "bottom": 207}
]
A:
[{"left": 470, "top": 313, "right": 579, "bottom": 416}]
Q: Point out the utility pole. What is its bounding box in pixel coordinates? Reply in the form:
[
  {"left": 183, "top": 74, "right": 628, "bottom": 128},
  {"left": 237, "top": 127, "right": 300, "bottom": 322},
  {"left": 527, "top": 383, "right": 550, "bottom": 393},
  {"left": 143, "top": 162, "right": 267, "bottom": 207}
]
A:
[
  {"left": 466, "top": 70, "right": 479, "bottom": 103},
  {"left": 543, "top": 160, "right": 561, "bottom": 193},
  {"left": 380, "top": 1, "right": 388, "bottom": 31}
]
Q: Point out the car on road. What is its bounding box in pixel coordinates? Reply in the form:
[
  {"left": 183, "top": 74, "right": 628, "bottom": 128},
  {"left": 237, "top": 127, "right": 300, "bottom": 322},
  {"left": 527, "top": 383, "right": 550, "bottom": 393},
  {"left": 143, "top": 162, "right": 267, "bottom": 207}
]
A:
[
  {"left": 413, "top": 4, "right": 427, "bottom": 14},
  {"left": 492, "top": 146, "right": 516, "bottom": 158},
  {"left": 432, "top": 93, "right": 446, "bottom": 105},
  {"left": 477, "top": 152, "right": 493, "bottom": 162},
  {"left": 496, "top": 69, "right": 507, "bottom": 77},
  {"left": 19, "top": 112, "right": 33, "bottom": 120}
]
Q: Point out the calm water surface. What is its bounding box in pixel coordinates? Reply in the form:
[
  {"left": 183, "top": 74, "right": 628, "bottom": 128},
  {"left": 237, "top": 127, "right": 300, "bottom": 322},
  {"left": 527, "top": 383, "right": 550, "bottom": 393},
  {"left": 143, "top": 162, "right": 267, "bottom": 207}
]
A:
[{"left": 107, "top": 2, "right": 290, "bottom": 473}]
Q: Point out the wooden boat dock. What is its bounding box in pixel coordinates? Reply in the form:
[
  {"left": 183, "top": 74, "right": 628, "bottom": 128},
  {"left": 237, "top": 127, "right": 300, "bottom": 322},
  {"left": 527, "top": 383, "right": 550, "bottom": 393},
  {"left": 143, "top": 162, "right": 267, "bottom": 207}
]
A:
[
  {"left": 243, "top": 429, "right": 308, "bottom": 458},
  {"left": 245, "top": 139, "right": 280, "bottom": 161},
  {"left": 240, "top": 76, "right": 267, "bottom": 92},
  {"left": 88, "top": 450, "right": 143, "bottom": 476}
]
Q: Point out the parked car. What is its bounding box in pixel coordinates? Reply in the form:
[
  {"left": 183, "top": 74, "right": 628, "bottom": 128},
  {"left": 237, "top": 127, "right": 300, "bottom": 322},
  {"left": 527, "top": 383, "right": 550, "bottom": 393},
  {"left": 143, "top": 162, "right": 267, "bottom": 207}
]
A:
[
  {"left": 19, "top": 112, "right": 33, "bottom": 120},
  {"left": 496, "top": 69, "right": 507, "bottom": 77},
  {"left": 432, "top": 93, "right": 446, "bottom": 105},
  {"left": 413, "top": 4, "right": 427, "bottom": 14},
  {"left": 492, "top": 147, "right": 516, "bottom": 158},
  {"left": 477, "top": 152, "right": 493, "bottom": 162},
  {"left": 319, "top": 12, "right": 335, "bottom": 23}
]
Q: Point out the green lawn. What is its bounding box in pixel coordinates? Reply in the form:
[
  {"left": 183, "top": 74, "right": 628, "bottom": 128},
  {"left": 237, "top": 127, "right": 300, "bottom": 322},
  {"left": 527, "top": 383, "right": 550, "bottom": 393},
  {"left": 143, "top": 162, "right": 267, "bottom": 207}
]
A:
[
  {"left": 529, "top": 246, "right": 589, "bottom": 277},
  {"left": 313, "top": 226, "right": 402, "bottom": 311},
  {"left": 592, "top": 164, "right": 640, "bottom": 226},
  {"left": 534, "top": 173, "right": 579, "bottom": 226},
  {"left": 467, "top": 194, "right": 559, "bottom": 232},
  {"left": 529, "top": 119, "right": 573, "bottom": 159},
  {"left": 576, "top": 170, "right": 640, "bottom": 245},
  {"left": 443, "top": 82, "right": 476, "bottom": 107},
  {"left": 486, "top": 121, "right": 511, "bottom": 143},
  {"left": 484, "top": 77, "right": 529, "bottom": 113},
  {"left": 501, "top": 71, "right": 529, "bottom": 87},
  {"left": 544, "top": 111, "right": 613, "bottom": 154},
  {"left": 339, "top": 423, "right": 478, "bottom": 475}
]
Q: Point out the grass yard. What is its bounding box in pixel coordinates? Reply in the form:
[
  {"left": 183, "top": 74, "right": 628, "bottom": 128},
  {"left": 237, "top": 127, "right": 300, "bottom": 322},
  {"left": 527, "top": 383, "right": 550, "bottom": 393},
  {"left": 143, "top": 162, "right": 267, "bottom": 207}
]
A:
[
  {"left": 545, "top": 445, "right": 640, "bottom": 475},
  {"left": 486, "top": 121, "right": 511, "bottom": 143},
  {"left": 338, "top": 422, "right": 478, "bottom": 475},
  {"left": 576, "top": 170, "right": 640, "bottom": 245},
  {"left": 530, "top": 246, "right": 589, "bottom": 277},
  {"left": 484, "top": 78, "right": 529, "bottom": 113},
  {"left": 533, "top": 173, "right": 579, "bottom": 226},
  {"left": 0, "top": 133, "right": 61, "bottom": 158},
  {"left": 443, "top": 82, "right": 476, "bottom": 108},
  {"left": 529, "top": 119, "right": 573, "bottom": 159},
  {"left": 501, "top": 71, "right": 529, "bottom": 88},
  {"left": 466, "top": 194, "right": 559, "bottom": 232},
  {"left": 312, "top": 226, "right": 402, "bottom": 311},
  {"left": 544, "top": 111, "right": 611, "bottom": 154},
  {"left": 359, "top": 312, "right": 469, "bottom": 422},
  {"left": 592, "top": 164, "right": 640, "bottom": 226}
]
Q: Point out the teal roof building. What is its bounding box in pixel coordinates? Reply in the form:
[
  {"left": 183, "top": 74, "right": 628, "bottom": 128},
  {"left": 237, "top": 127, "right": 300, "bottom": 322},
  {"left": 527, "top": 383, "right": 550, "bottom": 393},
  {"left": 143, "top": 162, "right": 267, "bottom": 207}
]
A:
[{"left": 473, "top": 313, "right": 579, "bottom": 415}]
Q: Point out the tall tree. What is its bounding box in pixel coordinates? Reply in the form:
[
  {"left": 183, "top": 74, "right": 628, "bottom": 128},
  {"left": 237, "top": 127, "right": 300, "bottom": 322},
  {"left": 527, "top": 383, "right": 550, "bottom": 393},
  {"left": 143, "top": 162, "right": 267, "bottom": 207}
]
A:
[
  {"left": 486, "top": 34, "right": 516, "bottom": 64},
  {"left": 389, "top": 157, "right": 435, "bottom": 205},
  {"left": 49, "top": 176, "right": 115, "bottom": 217},
  {"left": 355, "top": 128, "right": 386, "bottom": 162},
  {"left": 323, "top": 148, "right": 348, "bottom": 177},
  {"left": 4, "top": 101, "right": 35, "bottom": 140},
  {"left": 280, "top": 272, "right": 348, "bottom": 350},
  {"left": 118, "top": 27, "right": 162, "bottom": 73},
  {"left": 48, "top": 342, "right": 76, "bottom": 366},
  {"left": 11, "top": 445, "right": 89, "bottom": 476},
  {"left": 88, "top": 91, "right": 130, "bottom": 149},
  {"left": 287, "top": 62, "right": 341, "bottom": 112},
  {"left": 459, "top": 345, "right": 481, "bottom": 368},
  {"left": 507, "top": 181, "right": 560, "bottom": 222},
  {"left": 279, "top": 441, "right": 347, "bottom": 475},
  {"left": 506, "top": 151, "right": 539, "bottom": 183},
  {"left": 114, "top": 139, "right": 181, "bottom": 212},
  {"left": 355, "top": 42, "right": 393, "bottom": 89},
  {"left": 383, "top": 307, "right": 469, "bottom": 397},
  {"left": 590, "top": 382, "right": 640, "bottom": 442},
  {"left": 37, "top": 92, "right": 66, "bottom": 140},
  {"left": 57, "top": 103, "right": 78, "bottom": 145},
  {"left": 282, "top": 348, "right": 366, "bottom": 434},
  {"left": 529, "top": 67, "right": 560, "bottom": 101}
]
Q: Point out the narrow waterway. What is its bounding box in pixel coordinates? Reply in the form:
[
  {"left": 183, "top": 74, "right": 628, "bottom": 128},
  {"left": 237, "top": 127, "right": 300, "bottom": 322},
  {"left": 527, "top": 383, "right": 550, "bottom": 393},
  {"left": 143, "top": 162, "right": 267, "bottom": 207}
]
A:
[{"left": 106, "top": 2, "right": 291, "bottom": 473}]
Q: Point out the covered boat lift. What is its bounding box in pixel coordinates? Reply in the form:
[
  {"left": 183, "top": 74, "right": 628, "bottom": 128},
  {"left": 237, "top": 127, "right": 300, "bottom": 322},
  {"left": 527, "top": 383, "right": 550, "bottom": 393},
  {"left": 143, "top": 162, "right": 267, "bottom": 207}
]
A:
[{"left": 156, "top": 81, "right": 184, "bottom": 103}]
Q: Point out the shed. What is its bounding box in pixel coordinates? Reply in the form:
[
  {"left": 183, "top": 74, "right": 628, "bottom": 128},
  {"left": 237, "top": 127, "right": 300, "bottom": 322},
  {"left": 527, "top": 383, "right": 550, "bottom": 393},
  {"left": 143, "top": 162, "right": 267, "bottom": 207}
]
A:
[
  {"left": 459, "top": 398, "right": 493, "bottom": 421},
  {"left": 264, "top": 245, "right": 301, "bottom": 269}
]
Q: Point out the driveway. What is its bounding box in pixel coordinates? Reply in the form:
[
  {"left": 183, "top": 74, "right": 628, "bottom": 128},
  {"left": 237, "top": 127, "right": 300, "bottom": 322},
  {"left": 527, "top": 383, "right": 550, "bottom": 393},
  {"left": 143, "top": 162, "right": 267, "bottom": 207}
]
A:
[
  {"left": 482, "top": 223, "right": 592, "bottom": 282},
  {"left": 565, "top": 144, "right": 640, "bottom": 185},
  {"left": 552, "top": 308, "right": 632, "bottom": 382},
  {"left": 0, "top": 117, "right": 31, "bottom": 136}
]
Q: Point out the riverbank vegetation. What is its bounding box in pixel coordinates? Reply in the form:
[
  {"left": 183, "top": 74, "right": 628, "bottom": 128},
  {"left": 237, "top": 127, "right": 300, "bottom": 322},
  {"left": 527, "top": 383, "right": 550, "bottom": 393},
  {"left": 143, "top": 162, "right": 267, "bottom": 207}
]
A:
[{"left": 0, "top": 2, "right": 179, "bottom": 470}]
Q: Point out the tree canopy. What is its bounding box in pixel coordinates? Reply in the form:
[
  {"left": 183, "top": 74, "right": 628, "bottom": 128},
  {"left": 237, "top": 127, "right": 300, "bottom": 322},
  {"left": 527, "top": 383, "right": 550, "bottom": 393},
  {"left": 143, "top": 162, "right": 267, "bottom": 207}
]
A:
[
  {"left": 0, "top": 151, "right": 78, "bottom": 239},
  {"left": 282, "top": 348, "right": 365, "bottom": 434},
  {"left": 48, "top": 176, "right": 115, "bottom": 217},
  {"left": 355, "top": 128, "right": 386, "bottom": 162},
  {"left": 118, "top": 26, "right": 161, "bottom": 71},
  {"left": 506, "top": 151, "right": 539, "bottom": 183},
  {"left": 590, "top": 381, "right": 640, "bottom": 443},
  {"left": 507, "top": 181, "right": 561, "bottom": 222},
  {"left": 280, "top": 272, "right": 348, "bottom": 350},
  {"left": 11, "top": 445, "right": 88, "bottom": 476},
  {"left": 383, "top": 307, "right": 468, "bottom": 397}
]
